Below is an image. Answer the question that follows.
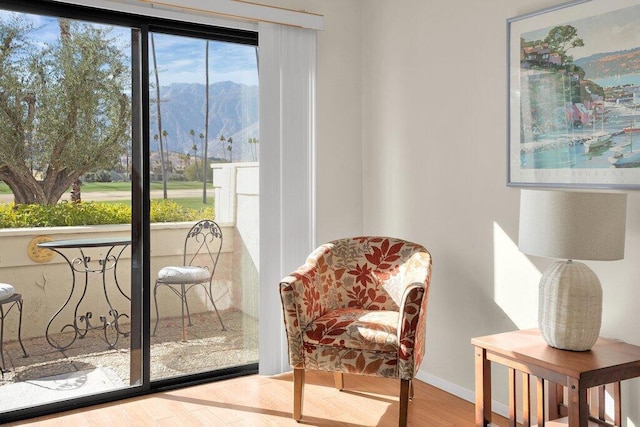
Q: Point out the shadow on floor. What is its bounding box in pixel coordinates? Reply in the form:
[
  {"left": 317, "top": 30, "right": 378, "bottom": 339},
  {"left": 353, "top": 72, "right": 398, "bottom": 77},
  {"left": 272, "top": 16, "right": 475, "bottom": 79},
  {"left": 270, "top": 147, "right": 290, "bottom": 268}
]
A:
[{"left": 0, "top": 309, "right": 258, "bottom": 412}]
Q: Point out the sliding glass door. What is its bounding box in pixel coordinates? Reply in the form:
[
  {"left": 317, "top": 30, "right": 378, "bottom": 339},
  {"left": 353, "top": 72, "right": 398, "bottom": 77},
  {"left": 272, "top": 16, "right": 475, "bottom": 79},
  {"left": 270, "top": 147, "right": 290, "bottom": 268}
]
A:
[
  {"left": 147, "top": 30, "right": 259, "bottom": 382},
  {"left": 0, "top": 1, "right": 258, "bottom": 421},
  {"left": 0, "top": 10, "right": 135, "bottom": 413}
]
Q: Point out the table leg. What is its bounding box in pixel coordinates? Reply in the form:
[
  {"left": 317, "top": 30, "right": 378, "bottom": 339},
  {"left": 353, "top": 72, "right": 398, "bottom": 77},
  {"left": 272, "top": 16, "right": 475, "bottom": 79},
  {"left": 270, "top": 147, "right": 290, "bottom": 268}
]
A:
[
  {"left": 567, "top": 378, "right": 588, "bottom": 427},
  {"left": 613, "top": 382, "right": 621, "bottom": 426},
  {"left": 45, "top": 249, "right": 82, "bottom": 350},
  {"left": 101, "top": 246, "right": 130, "bottom": 347},
  {"left": 537, "top": 377, "right": 545, "bottom": 426},
  {"left": 508, "top": 368, "right": 516, "bottom": 427},
  {"left": 548, "top": 382, "right": 562, "bottom": 420},
  {"left": 523, "top": 373, "right": 531, "bottom": 427},
  {"left": 595, "top": 386, "right": 605, "bottom": 420},
  {"left": 475, "top": 346, "right": 491, "bottom": 426}
]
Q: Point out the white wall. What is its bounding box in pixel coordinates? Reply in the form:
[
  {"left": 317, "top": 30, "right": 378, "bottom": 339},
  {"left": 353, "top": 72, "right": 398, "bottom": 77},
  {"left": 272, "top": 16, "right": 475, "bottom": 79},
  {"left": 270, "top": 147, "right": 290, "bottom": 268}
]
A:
[
  {"left": 360, "top": 0, "right": 640, "bottom": 423},
  {"left": 312, "top": 1, "right": 363, "bottom": 243}
]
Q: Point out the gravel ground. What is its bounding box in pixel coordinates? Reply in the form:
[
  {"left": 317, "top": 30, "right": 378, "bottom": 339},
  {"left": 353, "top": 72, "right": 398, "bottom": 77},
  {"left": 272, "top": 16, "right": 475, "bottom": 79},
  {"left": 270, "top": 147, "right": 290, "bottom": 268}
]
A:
[{"left": 0, "top": 309, "right": 258, "bottom": 389}]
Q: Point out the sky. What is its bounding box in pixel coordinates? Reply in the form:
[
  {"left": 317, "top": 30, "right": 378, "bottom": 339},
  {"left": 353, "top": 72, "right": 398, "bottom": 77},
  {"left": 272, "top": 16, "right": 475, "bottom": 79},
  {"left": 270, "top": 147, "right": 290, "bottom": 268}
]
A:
[
  {"left": 521, "top": 3, "right": 640, "bottom": 61},
  {"left": 151, "top": 32, "right": 258, "bottom": 86},
  {"left": 0, "top": 9, "right": 259, "bottom": 86}
]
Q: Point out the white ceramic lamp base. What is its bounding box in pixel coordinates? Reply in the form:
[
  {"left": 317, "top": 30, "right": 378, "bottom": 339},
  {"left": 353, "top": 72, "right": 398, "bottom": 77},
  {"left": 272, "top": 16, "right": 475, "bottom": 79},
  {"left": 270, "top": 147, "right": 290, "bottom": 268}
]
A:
[{"left": 538, "top": 260, "right": 602, "bottom": 351}]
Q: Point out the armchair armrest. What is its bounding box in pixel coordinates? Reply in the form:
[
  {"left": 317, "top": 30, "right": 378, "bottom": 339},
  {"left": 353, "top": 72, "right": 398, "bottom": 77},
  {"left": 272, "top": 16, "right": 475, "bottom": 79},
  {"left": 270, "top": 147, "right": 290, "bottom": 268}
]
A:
[
  {"left": 395, "top": 251, "right": 432, "bottom": 379},
  {"left": 280, "top": 279, "right": 305, "bottom": 368},
  {"left": 279, "top": 259, "right": 323, "bottom": 368}
]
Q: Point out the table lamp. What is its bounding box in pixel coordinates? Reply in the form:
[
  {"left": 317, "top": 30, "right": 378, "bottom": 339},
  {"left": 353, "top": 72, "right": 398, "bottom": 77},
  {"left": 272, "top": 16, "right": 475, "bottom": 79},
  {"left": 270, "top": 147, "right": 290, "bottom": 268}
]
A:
[{"left": 518, "top": 189, "right": 627, "bottom": 351}]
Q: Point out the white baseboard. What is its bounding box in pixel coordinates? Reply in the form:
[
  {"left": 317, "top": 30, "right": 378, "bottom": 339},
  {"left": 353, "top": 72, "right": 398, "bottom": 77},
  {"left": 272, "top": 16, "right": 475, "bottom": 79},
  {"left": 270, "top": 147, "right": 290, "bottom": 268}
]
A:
[{"left": 415, "top": 370, "right": 510, "bottom": 420}]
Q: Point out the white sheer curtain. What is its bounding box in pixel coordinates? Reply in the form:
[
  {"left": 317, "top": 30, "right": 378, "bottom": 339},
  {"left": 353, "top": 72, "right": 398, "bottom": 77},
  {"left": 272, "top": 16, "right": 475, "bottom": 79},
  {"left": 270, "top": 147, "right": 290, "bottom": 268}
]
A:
[{"left": 259, "top": 22, "right": 317, "bottom": 375}]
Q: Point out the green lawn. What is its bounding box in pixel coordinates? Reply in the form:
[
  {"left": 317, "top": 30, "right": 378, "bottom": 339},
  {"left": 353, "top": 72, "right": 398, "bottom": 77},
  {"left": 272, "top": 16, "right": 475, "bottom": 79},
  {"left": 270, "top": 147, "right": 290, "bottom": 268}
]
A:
[
  {"left": 0, "top": 182, "right": 11, "bottom": 194},
  {"left": 1, "top": 180, "right": 213, "bottom": 212},
  {"left": 0, "top": 181, "right": 207, "bottom": 194}
]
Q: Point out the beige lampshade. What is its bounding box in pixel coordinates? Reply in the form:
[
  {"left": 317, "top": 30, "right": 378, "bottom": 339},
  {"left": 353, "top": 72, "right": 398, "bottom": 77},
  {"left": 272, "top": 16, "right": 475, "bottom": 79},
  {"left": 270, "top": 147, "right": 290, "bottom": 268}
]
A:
[{"left": 519, "top": 189, "right": 627, "bottom": 261}]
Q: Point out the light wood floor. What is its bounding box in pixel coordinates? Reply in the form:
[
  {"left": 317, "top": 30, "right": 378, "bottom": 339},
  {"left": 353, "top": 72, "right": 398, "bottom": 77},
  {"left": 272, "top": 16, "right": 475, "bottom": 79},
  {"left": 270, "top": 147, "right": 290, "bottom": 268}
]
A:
[{"left": 8, "top": 371, "right": 509, "bottom": 426}]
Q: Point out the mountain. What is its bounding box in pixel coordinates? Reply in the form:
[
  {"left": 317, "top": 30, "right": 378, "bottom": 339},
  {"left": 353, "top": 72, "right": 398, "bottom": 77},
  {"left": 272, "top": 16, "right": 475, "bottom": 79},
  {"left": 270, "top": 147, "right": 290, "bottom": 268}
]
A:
[
  {"left": 574, "top": 47, "right": 640, "bottom": 80},
  {"left": 149, "top": 81, "right": 259, "bottom": 162}
]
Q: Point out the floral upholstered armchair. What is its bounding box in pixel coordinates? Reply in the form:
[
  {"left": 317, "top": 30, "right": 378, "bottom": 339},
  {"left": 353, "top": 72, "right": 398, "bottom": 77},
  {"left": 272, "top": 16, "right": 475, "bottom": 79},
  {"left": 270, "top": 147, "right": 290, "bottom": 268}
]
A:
[{"left": 279, "top": 236, "right": 432, "bottom": 426}]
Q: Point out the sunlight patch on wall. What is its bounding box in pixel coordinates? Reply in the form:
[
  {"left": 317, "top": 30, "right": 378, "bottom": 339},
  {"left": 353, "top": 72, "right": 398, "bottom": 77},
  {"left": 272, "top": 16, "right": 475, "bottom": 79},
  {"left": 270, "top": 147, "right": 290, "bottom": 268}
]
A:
[
  {"left": 605, "top": 390, "right": 615, "bottom": 423},
  {"left": 493, "top": 221, "right": 540, "bottom": 329}
]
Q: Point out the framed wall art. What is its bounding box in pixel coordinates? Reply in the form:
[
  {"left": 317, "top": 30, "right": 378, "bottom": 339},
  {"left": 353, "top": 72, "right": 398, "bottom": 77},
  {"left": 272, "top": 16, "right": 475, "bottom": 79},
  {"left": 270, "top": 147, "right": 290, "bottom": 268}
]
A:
[{"left": 508, "top": 0, "right": 640, "bottom": 189}]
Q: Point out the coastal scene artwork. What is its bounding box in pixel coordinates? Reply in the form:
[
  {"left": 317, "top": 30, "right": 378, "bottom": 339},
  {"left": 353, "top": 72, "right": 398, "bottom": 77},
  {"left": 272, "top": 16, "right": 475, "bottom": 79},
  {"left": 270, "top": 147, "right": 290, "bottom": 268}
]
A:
[{"left": 509, "top": 0, "right": 640, "bottom": 188}]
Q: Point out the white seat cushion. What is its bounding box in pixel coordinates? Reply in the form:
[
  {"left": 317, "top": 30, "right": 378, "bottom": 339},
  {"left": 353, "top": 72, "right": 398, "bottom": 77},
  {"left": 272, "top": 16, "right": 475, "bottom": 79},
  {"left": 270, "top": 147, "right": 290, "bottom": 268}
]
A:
[
  {"left": 157, "top": 266, "right": 210, "bottom": 284},
  {"left": 0, "top": 283, "right": 15, "bottom": 301}
]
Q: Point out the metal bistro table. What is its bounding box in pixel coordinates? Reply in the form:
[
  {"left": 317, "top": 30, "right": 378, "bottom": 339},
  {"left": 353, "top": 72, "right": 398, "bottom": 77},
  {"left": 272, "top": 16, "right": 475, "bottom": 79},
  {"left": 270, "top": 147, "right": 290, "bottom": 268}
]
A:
[{"left": 38, "top": 236, "right": 131, "bottom": 350}]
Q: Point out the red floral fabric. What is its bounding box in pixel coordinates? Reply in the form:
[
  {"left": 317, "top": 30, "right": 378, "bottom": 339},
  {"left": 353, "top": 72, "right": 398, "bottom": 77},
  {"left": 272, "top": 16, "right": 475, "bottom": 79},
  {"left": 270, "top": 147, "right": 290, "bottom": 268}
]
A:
[{"left": 279, "top": 236, "right": 432, "bottom": 380}]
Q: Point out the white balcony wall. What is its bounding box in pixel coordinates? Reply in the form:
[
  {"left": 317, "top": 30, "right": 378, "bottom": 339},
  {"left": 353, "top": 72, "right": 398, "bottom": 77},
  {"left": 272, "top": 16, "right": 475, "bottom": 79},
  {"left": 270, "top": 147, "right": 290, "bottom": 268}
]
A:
[
  {"left": 0, "top": 215, "right": 258, "bottom": 340},
  {"left": 213, "top": 162, "right": 260, "bottom": 319}
]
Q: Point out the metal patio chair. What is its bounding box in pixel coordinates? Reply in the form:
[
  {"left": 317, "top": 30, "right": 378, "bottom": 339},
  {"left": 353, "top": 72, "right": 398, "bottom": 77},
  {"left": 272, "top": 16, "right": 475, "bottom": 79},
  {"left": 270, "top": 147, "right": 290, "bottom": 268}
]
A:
[
  {"left": 0, "top": 283, "right": 28, "bottom": 375},
  {"left": 153, "top": 220, "right": 226, "bottom": 341}
]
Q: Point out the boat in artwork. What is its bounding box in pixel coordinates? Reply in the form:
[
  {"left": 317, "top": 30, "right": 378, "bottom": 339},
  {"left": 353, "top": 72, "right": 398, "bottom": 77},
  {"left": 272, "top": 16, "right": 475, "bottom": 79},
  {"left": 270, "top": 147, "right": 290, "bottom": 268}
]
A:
[
  {"left": 583, "top": 131, "right": 612, "bottom": 152},
  {"left": 609, "top": 150, "right": 640, "bottom": 167},
  {"left": 609, "top": 134, "right": 640, "bottom": 167},
  {"left": 584, "top": 106, "right": 612, "bottom": 152},
  {"left": 611, "top": 101, "right": 640, "bottom": 167}
]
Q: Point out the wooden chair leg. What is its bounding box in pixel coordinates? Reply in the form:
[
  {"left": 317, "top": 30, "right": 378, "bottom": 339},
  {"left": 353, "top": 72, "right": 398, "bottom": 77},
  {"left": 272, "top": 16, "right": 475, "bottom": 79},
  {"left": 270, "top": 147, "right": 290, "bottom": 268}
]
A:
[
  {"left": 334, "top": 372, "right": 344, "bottom": 390},
  {"left": 293, "top": 368, "right": 305, "bottom": 421},
  {"left": 399, "top": 379, "right": 410, "bottom": 427}
]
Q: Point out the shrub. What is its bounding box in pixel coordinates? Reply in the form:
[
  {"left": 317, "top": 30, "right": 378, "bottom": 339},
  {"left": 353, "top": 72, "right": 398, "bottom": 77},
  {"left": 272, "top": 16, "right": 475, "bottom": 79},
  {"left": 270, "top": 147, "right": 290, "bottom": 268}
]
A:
[
  {"left": 95, "top": 170, "right": 112, "bottom": 182},
  {"left": 0, "top": 200, "right": 215, "bottom": 228},
  {"left": 184, "top": 162, "right": 213, "bottom": 182},
  {"left": 150, "top": 199, "right": 214, "bottom": 223},
  {"left": 168, "top": 172, "right": 187, "bottom": 181}
]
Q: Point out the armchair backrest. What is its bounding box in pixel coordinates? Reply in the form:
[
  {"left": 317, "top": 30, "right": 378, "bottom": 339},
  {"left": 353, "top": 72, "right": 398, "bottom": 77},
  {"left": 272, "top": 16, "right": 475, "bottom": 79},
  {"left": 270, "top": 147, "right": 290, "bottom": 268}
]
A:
[{"left": 303, "top": 236, "right": 431, "bottom": 313}]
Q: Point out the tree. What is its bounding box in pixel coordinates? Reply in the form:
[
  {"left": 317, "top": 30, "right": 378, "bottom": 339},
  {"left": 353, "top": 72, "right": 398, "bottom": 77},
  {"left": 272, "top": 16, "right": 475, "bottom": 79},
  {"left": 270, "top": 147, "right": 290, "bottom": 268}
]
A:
[
  {"left": 150, "top": 33, "right": 168, "bottom": 199},
  {"left": 203, "top": 40, "right": 210, "bottom": 204},
  {"left": 178, "top": 152, "right": 190, "bottom": 170},
  {"left": 219, "top": 135, "right": 227, "bottom": 161},
  {"left": 190, "top": 129, "right": 199, "bottom": 179},
  {"left": 0, "top": 17, "right": 130, "bottom": 205},
  {"left": 227, "top": 137, "right": 233, "bottom": 162},
  {"left": 184, "top": 159, "right": 212, "bottom": 182},
  {"left": 544, "top": 25, "right": 584, "bottom": 65},
  {"left": 162, "top": 129, "right": 172, "bottom": 173},
  {"left": 248, "top": 137, "right": 259, "bottom": 162}
]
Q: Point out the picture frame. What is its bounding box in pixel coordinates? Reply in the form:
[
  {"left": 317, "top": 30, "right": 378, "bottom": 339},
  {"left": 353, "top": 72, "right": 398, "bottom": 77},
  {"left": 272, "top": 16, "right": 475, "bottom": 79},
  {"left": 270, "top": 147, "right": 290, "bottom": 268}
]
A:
[{"left": 508, "top": 0, "right": 640, "bottom": 189}]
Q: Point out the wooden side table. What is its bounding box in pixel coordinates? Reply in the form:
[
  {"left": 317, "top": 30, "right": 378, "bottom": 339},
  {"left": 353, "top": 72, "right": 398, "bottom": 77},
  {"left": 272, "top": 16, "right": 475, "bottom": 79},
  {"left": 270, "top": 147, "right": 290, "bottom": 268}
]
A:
[{"left": 472, "top": 329, "right": 640, "bottom": 427}]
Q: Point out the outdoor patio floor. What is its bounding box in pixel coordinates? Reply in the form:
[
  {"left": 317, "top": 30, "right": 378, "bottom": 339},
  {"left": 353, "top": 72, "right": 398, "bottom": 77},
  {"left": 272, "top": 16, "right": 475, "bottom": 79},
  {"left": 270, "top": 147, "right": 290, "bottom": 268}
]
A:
[{"left": 0, "top": 308, "right": 258, "bottom": 392}]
